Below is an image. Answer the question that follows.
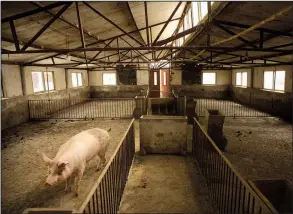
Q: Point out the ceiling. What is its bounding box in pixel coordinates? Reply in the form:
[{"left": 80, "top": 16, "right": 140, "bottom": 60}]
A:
[{"left": 1, "top": 1, "right": 293, "bottom": 70}]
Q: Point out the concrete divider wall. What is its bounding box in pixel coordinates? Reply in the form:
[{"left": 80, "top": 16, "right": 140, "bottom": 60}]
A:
[
  {"left": 140, "top": 115, "right": 188, "bottom": 155},
  {"left": 91, "top": 85, "right": 148, "bottom": 98},
  {"left": 172, "top": 85, "right": 230, "bottom": 99},
  {"left": 230, "top": 86, "right": 292, "bottom": 121},
  {"left": 1, "top": 86, "right": 90, "bottom": 130}
]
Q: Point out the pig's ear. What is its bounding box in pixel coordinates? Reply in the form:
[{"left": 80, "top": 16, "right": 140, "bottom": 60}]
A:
[
  {"left": 42, "top": 153, "right": 53, "bottom": 166},
  {"left": 57, "top": 161, "right": 69, "bottom": 169}
]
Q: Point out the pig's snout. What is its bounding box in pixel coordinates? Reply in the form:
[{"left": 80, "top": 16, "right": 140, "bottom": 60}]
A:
[{"left": 45, "top": 182, "right": 52, "bottom": 187}]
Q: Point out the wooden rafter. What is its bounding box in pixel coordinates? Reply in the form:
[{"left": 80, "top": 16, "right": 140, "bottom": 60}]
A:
[
  {"left": 1, "top": 2, "right": 69, "bottom": 23},
  {"left": 144, "top": 2, "right": 150, "bottom": 46},
  {"left": 9, "top": 20, "right": 20, "bottom": 51},
  {"left": 75, "top": 2, "right": 88, "bottom": 69}
]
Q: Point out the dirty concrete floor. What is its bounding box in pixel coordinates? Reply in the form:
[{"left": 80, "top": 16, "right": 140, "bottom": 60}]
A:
[
  {"left": 119, "top": 155, "right": 217, "bottom": 213},
  {"left": 222, "top": 117, "right": 292, "bottom": 182},
  {"left": 1, "top": 119, "right": 132, "bottom": 213}
]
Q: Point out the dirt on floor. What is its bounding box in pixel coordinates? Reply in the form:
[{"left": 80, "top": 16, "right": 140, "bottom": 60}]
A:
[
  {"left": 1, "top": 119, "right": 132, "bottom": 213},
  {"left": 119, "top": 154, "right": 217, "bottom": 213},
  {"left": 222, "top": 117, "right": 292, "bottom": 182}
]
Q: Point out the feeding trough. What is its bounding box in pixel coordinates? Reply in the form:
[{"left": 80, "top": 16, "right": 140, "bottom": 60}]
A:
[
  {"left": 248, "top": 179, "right": 292, "bottom": 214},
  {"left": 202, "top": 109, "right": 227, "bottom": 151}
]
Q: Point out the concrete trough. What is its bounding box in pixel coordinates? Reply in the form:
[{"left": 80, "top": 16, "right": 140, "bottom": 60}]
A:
[
  {"left": 139, "top": 115, "right": 188, "bottom": 156},
  {"left": 248, "top": 179, "right": 292, "bottom": 214},
  {"left": 202, "top": 109, "right": 227, "bottom": 151}
]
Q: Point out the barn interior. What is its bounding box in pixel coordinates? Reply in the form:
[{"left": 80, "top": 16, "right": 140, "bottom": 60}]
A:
[{"left": 1, "top": 1, "right": 292, "bottom": 214}]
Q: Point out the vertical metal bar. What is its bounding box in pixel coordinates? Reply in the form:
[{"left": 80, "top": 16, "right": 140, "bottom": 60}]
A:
[
  {"left": 230, "top": 172, "right": 235, "bottom": 214},
  {"left": 252, "top": 196, "right": 255, "bottom": 214},
  {"left": 247, "top": 192, "right": 251, "bottom": 214},
  {"left": 242, "top": 186, "right": 246, "bottom": 214}
]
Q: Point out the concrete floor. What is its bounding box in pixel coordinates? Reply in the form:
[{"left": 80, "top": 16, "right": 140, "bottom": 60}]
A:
[{"left": 118, "top": 155, "right": 217, "bottom": 213}]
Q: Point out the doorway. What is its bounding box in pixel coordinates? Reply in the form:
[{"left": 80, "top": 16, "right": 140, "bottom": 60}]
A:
[{"left": 149, "top": 69, "right": 171, "bottom": 98}]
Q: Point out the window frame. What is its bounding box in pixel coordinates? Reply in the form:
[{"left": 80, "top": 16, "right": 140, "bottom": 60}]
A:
[
  {"left": 235, "top": 71, "right": 248, "bottom": 87},
  {"left": 31, "top": 71, "right": 55, "bottom": 94},
  {"left": 263, "top": 70, "right": 286, "bottom": 92},
  {"left": 202, "top": 72, "right": 216, "bottom": 85},
  {"left": 71, "top": 72, "right": 83, "bottom": 88},
  {"left": 102, "top": 72, "right": 117, "bottom": 86},
  {"left": 191, "top": 2, "right": 200, "bottom": 27}
]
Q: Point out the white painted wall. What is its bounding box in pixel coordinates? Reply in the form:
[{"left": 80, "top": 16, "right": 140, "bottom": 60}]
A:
[
  {"left": 171, "top": 69, "right": 182, "bottom": 85},
  {"left": 137, "top": 70, "right": 149, "bottom": 85},
  {"left": 67, "top": 69, "right": 88, "bottom": 88},
  {"left": 23, "top": 66, "right": 66, "bottom": 95},
  {"left": 1, "top": 64, "right": 23, "bottom": 97}
]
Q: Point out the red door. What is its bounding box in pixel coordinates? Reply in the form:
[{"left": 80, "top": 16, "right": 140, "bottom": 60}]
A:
[
  {"left": 160, "top": 69, "right": 171, "bottom": 98},
  {"left": 149, "top": 69, "right": 160, "bottom": 98}
]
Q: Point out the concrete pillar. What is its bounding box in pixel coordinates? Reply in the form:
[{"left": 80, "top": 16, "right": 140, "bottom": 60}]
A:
[
  {"left": 134, "top": 96, "right": 146, "bottom": 119},
  {"left": 20, "top": 66, "right": 27, "bottom": 95},
  {"left": 186, "top": 98, "right": 197, "bottom": 124},
  {"left": 203, "top": 109, "right": 227, "bottom": 151},
  {"left": 177, "top": 96, "right": 186, "bottom": 116}
]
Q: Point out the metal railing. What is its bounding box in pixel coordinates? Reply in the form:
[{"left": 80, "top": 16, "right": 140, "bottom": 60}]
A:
[
  {"left": 28, "top": 98, "right": 136, "bottom": 120},
  {"left": 192, "top": 118, "right": 276, "bottom": 214},
  {"left": 78, "top": 119, "right": 135, "bottom": 214},
  {"left": 195, "top": 98, "right": 271, "bottom": 117},
  {"left": 23, "top": 119, "right": 135, "bottom": 214}
]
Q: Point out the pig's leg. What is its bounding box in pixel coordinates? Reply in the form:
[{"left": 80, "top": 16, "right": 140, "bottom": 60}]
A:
[
  {"left": 64, "top": 177, "right": 72, "bottom": 192},
  {"left": 98, "top": 150, "right": 107, "bottom": 167},
  {"left": 95, "top": 155, "right": 102, "bottom": 171},
  {"left": 74, "top": 164, "right": 85, "bottom": 197}
]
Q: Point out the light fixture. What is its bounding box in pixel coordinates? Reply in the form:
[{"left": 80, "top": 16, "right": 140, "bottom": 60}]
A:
[{"left": 66, "top": 54, "right": 71, "bottom": 61}]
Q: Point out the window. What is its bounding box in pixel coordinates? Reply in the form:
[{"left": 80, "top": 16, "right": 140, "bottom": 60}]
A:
[
  {"left": 235, "top": 72, "right": 247, "bottom": 87},
  {"left": 264, "top": 70, "right": 285, "bottom": 91},
  {"left": 178, "top": 25, "right": 184, "bottom": 46},
  {"left": 163, "top": 72, "right": 167, "bottom": 85},
  {"left": 32, "top": 71, "right": 55, "bottom": 93},
  {"left": 103, "top": 73, "right": 116, "bottom": 85},
  {"left": 236, "top": 72, "right": 241, "bottom": 86},
  {"left": 275, "top": 71, "right": 285, "bottom": 91},
  {"left": 202, "top": 72, "right": 216, "bottom": 85},
  {"left": 200, "top": 2, "right": 208, "bottom": 20},
  {"left": 264, "top": 71, "right": 274, "bottom": 90},
  {"left": 154, "top": 72, "right": 157, "bottom": 85},
  {"left": 71, "top": 72, "right": 83, "bottom": 87},
  {"left": 184, "top": 8, "right": 192, "bottom": 40},
  {"left": 44, "top": 72, "right": 54, "bottom": 90},
  {"left": 192, "top": 2, "right": 199, "bottom": 27}
]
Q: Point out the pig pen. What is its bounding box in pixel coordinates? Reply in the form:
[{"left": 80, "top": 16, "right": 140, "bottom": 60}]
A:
[
  {"left": 29, "top": 99, "right": 136, "bottom": 120},
  {"left": 1, "top": 119, "right": 132, "bottom": 213},
  {"left": 195, "top": 99, "right": 270, "bottom": 117},
  {"left": 222, "top": 117, "right": 292, "bottom": 182},
  {"left": 118, "top": 116, "right": 217, "bottom": 213}
]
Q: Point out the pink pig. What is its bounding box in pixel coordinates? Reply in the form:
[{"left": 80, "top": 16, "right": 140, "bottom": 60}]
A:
[{"left": 42, "top": 128, "right": 111, "bottom": 196}]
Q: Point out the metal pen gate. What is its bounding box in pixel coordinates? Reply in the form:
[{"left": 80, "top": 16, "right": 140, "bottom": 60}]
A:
[
  {"left": 192, "top": 118, "right": 277, "bottom": 214},
  {"left": 28, "top": 98, "right": 136, "bottom": 120}
]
